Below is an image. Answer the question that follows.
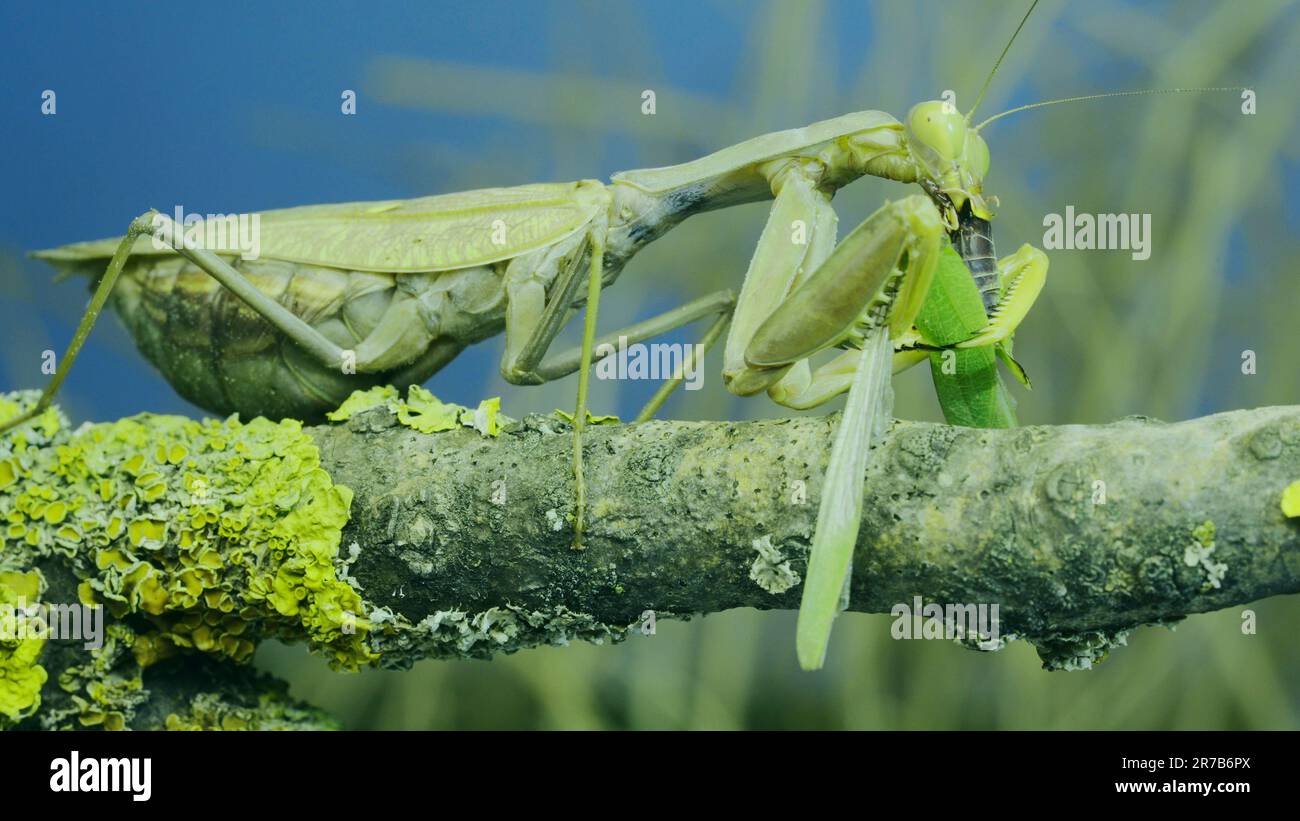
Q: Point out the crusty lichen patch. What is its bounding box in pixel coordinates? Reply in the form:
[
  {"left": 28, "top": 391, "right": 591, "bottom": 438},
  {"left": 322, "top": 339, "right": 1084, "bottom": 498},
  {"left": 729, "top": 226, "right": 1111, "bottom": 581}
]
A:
[
  {"left": 1029, "top": 629, "right": 1131, "bottom": 672},
  {"left": 1184, "top": 520, "right": 1227, "bottom": 591},
  {"left": 44, "top": 622, "right": 147, "bottom": 730},
  {"left": 0, "top": 391, "right": 372, "bottom": 672},
  {"left": 366, "top": 602, "right": 640, "bottom": 668},
  {"left": 0, "top": 567, "right": 47, "bottom": 728},
  {"left": 748, "top": 535, "right": 800, "bottom": 595},
  {"left": 163, "top": 690, "right": 339, "bottom": 731},
  {"left": 1282, "top": 480, "right": 1300, "bottom": 518},
  {"left": 329, "top": 384, "right": 509, "bottom": 437}
]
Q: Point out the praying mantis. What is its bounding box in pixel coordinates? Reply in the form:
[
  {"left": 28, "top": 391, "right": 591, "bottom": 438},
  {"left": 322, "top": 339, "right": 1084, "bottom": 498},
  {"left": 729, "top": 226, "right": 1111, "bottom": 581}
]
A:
[{"left": 1, "top": 0, "right": 1239, "bottom": 670}]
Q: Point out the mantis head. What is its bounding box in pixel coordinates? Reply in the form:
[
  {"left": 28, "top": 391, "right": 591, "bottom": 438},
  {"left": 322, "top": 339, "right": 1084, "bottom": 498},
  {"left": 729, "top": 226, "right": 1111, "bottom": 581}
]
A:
[
  {"left": 897, "top": 0, "right": 1041, "bottom": 227},
  {"left": 905, "top": 100, "right": 993, "bottom": 224}
]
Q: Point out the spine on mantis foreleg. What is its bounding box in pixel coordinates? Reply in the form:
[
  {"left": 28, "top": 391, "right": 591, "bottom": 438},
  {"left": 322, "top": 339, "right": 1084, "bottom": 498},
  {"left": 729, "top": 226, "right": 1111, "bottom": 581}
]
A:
[
  {"left": 795, "top": 325, "right": 894, "bottom": 671},
  {"left": 914, "top": 244, "right": 1017, "bottom": 428}
]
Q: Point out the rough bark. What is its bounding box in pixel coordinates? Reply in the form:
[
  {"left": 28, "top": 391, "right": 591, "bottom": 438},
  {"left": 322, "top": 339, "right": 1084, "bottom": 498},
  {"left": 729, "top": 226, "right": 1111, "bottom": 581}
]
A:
[
  {"left": 322, "top": 404, "right": 1300, "bottom": 670},
  {"left": 10, "top": 402, "right": 1300, "bottom": 729}
]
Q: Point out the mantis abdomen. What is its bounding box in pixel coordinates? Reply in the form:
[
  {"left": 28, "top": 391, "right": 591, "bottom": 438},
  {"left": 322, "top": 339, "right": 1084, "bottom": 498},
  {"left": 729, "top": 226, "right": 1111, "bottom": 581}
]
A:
[{"left": 56, "top": 254, "right": 511, "bottom": 420}]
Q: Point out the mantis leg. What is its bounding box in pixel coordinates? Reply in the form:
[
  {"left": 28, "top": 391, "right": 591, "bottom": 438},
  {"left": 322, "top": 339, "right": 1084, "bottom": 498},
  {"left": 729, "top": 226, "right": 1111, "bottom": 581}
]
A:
[
  {"left": 765, "top": 238, "right": 1043, "bottom": 414},
  {"left": 570, "top": 232, "right": 605, "bottom": 550},
  {"left": 632, "top": 306, "right": 731, "bottom": 422},
  {"left": 0, "top": 214, "right": 155, "bottom": 434},
  {"left": 140, "top": 214, "right": 350, "bottom": 369},
  {"left": 518, "top": 289, "right": 736, "bottom": 385},
  {"left": 721, "top": 163, "right": 837, "bottom": 398},
  {"left": 499, "top": 221, "right": 607, "bottom": 548},
  {"left": 957, "top": 243, "right": 1048, "bottom": 351},
  {"left": 740, "top": 195, "right": 946, "bottom": 669},
  {"left": 500, "top": 226, "right": 734, "bottom": 547},
  {"left": 505, "top": 286, "right": 734, "bottom": 420},
  {"left": 765, "top": 346, "right": 930, "bottom": 410}
]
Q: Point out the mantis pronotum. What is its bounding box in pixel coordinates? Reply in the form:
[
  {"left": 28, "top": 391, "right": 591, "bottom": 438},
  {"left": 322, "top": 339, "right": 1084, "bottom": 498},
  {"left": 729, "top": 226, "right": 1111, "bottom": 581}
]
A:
[{"left": 3, "top": 0, "right": 1241, "bottom": 669}]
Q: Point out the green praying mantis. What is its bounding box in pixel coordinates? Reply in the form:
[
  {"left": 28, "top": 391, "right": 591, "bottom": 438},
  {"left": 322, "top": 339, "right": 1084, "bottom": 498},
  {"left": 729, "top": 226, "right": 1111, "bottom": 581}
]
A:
[{"left": 1, "top": 0, "right": 1241, "bottom": 670}]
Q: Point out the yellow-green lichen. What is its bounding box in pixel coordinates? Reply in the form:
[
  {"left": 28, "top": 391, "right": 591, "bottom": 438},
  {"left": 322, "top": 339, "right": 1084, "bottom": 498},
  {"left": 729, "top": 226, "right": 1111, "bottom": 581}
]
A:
[
  {"left": 162, "top": 691, "right": 340, "bottom": 731},
  {"left": 1282, "top": 480, "right": 1300, "bottom": 518},
  {"left": 553, "top": 409, "right": 620, "bottom": 426},
  {"left": 330, "top": 384, "right": 509, "bottom": 437},
  {"left": 397, "top": 385, "right": 506, "bottom": 435},
  {"left": 0, "top": 391, "right": 374, "bottom": 671},
  {"left": 0, "top": 568, "right": 47, "bottom": 728},
  {"left": 47, "top": 623, "right": 146, "bottom": 730},
  {"left": 326, "top": 385, "right": 401, "bottom": 421},
  {"left": 1184, "top": 520, "right": 1227, "bottom": 591}
]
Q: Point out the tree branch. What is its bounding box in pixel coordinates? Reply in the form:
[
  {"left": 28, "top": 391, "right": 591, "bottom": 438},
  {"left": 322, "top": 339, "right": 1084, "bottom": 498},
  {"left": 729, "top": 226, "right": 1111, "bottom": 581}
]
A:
[
  {"left": 6, "top": 397, "right": 1300, "bottom": 732},
  {"left": 322, "top": 403, "right": 1300, "bottom": 670}
]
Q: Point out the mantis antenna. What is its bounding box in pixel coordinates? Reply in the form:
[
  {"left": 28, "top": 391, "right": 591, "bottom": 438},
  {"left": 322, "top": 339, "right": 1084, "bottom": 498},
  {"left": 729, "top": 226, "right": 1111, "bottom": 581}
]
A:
[
  {"left": 963, "top": 0, "right": 1245, "bottom": 131},
  {"left": 974, "top": 87, "right": 1249, "bottom": 131},
  {"left": 965, "top": 0, "right": 1042, "bottom": 122}
]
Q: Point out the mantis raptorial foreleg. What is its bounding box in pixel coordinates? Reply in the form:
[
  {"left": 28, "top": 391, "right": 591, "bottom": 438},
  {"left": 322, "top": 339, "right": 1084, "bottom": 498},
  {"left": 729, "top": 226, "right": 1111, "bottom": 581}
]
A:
[
  {"left": 956, "top": 243, "right": 1047, "bottom": 353},
  {"left": 753, "top": 223, "right": 1046, "bottom": 667},
  {"left": 767, "top": 243, "right": 1045, "bottom": 412},
  {"left": 722, "top": 162, "right": 837, "bottom": 398},
  {"left": 738, "top": 195, "right": 947, "bottom": 669},
  {"left": 766, "top": 347, "right": 933, "bottom": 410}
]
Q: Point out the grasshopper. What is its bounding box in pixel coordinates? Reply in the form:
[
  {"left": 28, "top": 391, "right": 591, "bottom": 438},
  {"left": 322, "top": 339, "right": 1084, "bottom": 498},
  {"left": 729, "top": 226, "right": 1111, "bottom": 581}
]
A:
[{"left": 2, "top": 1, "right": 1237, "bottom": 668}]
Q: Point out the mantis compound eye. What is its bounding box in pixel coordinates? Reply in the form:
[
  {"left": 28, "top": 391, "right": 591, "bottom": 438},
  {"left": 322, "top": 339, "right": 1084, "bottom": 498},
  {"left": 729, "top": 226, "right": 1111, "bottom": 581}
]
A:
[{"left": 906, "top": 100, "right": 968, "bottom": 170}]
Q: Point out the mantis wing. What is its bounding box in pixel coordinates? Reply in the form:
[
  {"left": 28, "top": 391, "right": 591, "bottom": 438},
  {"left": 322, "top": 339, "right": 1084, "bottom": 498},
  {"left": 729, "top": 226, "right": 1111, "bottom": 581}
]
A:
[{"left": 33, "top": 182, "right": 608, "bottom": 274}]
